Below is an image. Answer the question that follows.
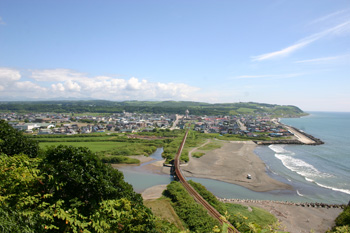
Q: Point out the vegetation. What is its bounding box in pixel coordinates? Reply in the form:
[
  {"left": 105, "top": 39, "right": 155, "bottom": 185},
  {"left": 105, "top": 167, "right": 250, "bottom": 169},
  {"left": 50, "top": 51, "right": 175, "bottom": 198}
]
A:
[
  {"left": 144, "top": 198, "right": 184, "bottom": 231},
  {"left": 30, "top": 133, "right": 163, "bottom": 164},
  {"left": 0, "top": 100, "right": 307, "bottom": 117},
  {"left": 0, "top": 119, "right": 39, "bottom": 158},
  {"left": 187, "top": 180, "right": 280, "bottom": 232},
  {"left": 163, "top": 181, "right": 221, "bottom": 232},
  {"left": 192, "top": 152, "right": 205, "bottom": 158},
  {"left": 330, "top": 205, "right": 350, "bottom": 232},
  {"left": 0, "top": 120, "right": 172, "bottom": 232}
]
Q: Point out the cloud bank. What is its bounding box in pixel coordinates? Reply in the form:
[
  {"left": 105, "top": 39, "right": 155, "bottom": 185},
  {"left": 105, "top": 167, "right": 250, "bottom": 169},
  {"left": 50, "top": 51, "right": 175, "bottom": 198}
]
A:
[{"left": 0, "top": 68, "right": 200, "bottom": 101}]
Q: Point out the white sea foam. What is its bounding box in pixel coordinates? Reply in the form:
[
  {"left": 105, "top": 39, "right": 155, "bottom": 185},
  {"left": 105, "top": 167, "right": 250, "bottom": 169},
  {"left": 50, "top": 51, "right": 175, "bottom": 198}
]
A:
[
  {"left": 271, "top": 145, "right": 334, "bottom": 180},
  {"left": 268, "top": 145, "right": 290, "bottom": 154},
  {"left": 296, "top": 190, "right": 304, "bottom": 196},
  {"left": 315, "top": 182, "right": 350, "bottom": 195},
  {"left": 270, "top": 145, "right": 349, "bottom": 195}
]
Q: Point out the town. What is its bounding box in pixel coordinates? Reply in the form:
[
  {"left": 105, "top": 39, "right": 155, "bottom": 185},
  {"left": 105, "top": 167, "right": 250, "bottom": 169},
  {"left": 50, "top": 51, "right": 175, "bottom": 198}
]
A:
[{"left": 1, "top": 110, "right": 294, "bottom": 140}]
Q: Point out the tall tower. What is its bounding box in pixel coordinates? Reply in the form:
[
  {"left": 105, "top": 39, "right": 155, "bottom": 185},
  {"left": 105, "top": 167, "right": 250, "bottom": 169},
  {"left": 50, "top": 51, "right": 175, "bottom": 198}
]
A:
[{"left": 185, "top": 109, "right": 189, "bottom": 119}]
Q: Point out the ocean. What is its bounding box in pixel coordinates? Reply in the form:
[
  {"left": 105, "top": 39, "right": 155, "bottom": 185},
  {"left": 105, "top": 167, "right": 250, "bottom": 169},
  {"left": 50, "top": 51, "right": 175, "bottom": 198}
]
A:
[{"left": 120, "top": 112, "right": 350, "bottom": 204}]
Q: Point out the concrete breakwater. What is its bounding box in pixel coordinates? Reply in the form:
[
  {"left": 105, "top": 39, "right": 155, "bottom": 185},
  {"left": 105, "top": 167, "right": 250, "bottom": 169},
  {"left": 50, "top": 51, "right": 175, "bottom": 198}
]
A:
[
  {"left": 217, "top": 197, "right": 346, "bottom": 209},
  {"left": 254, "top": 140, "right": 303, "bottom": 145},
  {"left": 290, "top": 126, "right": 324, "bottom": 145},
  {"left": 254, "top": 125, "right": 324, "bottom": 146}
]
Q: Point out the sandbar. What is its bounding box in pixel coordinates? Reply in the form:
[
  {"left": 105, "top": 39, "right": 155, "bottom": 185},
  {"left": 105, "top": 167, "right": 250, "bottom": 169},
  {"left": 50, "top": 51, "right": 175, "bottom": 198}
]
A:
[{"left": 181, "top": 140, "right": 292, "bottom": 192}]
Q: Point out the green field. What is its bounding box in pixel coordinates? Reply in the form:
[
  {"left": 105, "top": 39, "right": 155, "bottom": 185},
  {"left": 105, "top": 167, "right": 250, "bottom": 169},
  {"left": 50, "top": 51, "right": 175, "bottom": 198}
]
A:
[{"left": 40, "top": 141, "right": 121, "bottom": 153}]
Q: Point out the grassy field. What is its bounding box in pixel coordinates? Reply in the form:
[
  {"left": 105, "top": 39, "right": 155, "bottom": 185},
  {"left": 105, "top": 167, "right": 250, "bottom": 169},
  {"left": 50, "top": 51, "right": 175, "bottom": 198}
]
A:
[
  {"left": 225, "top": 203, "right": 278, "bottom": 231},
  {"left": 39, "top": 141, "right": 122, "bottom": 153},
  {"left": 144, "top": 198, "right": 185, "bottom": 230}
]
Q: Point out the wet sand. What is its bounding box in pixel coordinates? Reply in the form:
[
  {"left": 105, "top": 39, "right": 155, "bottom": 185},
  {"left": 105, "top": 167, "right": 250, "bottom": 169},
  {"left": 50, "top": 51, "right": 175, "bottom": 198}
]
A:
[{"left": 181, "top": 140, "right": 292, "bottom": 192}]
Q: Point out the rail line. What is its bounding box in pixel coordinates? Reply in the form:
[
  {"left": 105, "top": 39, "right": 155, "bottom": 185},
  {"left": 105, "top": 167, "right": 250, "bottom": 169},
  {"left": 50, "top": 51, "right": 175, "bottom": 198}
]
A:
[{"left": 174, "top": 129, "right": 239, "bottom": 233}]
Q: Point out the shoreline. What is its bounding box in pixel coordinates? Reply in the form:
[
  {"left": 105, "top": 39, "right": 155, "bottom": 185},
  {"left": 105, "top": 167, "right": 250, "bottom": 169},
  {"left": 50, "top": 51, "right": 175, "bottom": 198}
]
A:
[{"left": 181, "top": 140, "right": 293, "bottom": 192}]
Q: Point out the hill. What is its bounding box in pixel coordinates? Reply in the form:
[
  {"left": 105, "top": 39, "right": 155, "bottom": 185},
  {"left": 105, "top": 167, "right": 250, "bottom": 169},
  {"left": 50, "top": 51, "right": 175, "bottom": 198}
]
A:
[{"left": 0, "top": 100, "right": 307, "bottom": 117}]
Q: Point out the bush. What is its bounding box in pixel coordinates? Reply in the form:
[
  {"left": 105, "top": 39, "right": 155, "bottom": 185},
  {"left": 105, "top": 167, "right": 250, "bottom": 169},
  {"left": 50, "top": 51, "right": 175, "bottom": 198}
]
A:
[
  {"left": 163, "top": 181, "right": 220, "bottom": 232},
  {"left": 0, "top": 120, "right": 39, "bottom": 157},
  {"left": 335, "top": 205, "right": 350, "bottom": 228}
]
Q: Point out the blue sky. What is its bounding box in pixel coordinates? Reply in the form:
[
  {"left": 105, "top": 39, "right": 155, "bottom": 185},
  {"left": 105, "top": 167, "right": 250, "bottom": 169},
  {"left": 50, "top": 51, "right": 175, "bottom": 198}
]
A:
[{"left": 0, "top": 0, "right": 349, "bottom": 111}]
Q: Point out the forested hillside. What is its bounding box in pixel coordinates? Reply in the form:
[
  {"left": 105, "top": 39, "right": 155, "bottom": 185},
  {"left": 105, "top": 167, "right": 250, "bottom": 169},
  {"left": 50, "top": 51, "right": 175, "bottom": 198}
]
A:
[{"left": 0, "top": 100, "right": 307, "bottom": 117}]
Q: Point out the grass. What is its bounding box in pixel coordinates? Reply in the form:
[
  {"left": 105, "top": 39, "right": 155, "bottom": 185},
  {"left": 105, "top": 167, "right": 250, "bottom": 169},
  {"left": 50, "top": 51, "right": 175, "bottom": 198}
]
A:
[
  {"left": 144, "top": 198, "right": 185, "bottom": 230},
  {"left": 198, "top": 141, "right": 222, "bottom": 150},
  {"left": 225, "top": 203, "right": 278, "bottom": 231},
  {"left": 39, "top": 141, "right": 119, "bottom": 153},
  {"left": 192, "top": 152, "right": 205, "bottom": 158}
]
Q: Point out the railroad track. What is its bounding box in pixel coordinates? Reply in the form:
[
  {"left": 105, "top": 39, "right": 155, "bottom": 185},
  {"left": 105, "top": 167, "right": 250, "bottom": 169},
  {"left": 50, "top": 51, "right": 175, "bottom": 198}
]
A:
[{"left": 174, "top": 129, "right": 239, "bottom": 233}]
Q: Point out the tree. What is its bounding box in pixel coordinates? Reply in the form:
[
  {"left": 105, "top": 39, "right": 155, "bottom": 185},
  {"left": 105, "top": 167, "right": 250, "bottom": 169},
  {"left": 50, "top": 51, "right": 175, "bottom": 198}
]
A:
[
  {"left": 0, "top": 120, "right": 39, "bottom": 158},
  {"left": 0, "top": 143, "right": 159, "bottom": 232}
]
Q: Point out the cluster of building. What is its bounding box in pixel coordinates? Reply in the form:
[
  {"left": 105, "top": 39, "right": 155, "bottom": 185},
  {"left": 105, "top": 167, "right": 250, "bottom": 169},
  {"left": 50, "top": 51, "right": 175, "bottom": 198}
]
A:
[
  {"left": 1, "top": 112, "right": 177, "bottom": 135},
  {"left": 1, "top": 110, "right": 292, "bottom": 138},
  {"left": 192, "top": 115, "right": 292, "bottom": 137}
]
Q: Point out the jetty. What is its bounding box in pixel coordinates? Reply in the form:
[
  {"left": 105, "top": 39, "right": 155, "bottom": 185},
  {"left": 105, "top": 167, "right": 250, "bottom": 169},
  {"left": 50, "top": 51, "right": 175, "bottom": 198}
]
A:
[{"left": 257, "top": 119, "right": 325, "bottom": 146}]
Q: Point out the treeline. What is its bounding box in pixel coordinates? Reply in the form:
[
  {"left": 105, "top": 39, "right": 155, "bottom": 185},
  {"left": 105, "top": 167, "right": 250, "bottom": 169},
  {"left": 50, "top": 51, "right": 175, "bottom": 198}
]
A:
[{"left": 0, "top": 100, "right": 306, "bottom": 116}]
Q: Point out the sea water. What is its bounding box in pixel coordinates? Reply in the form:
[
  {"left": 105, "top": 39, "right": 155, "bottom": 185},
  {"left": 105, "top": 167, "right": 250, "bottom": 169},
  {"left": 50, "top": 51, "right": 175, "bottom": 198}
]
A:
[
  {"left": 119, "top": 112, "right": 350, "bottom": 204},
  {"left": 260, "top": 112, "right": 350, "bottom": 203}
]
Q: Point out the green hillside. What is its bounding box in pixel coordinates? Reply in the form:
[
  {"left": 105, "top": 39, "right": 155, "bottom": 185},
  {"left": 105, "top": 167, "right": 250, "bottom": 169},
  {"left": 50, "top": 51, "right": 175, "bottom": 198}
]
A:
[{"left": 0, "top": 100, "right": 307, "bottom": 117}]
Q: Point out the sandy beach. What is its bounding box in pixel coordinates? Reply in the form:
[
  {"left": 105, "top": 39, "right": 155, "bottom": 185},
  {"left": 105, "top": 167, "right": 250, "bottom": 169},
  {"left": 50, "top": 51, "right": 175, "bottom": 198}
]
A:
[{"left": 181, "top": 140, "right": 292, "bottom": 192}]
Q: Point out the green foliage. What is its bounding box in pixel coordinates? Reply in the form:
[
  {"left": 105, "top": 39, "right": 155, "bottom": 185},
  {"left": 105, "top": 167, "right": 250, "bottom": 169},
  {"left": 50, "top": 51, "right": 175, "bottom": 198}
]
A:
[
  {"left": 192, "top": 152, "right": 205, "bottom": 158},
  {"left": 0, "top": 120, "right": 39, "bottom": 157},
  {"left": 35, "top": 133, "right": 162, "bottom": 163},
  {"left": 163, "top": 181, "right": 220, "bottom": 232},
  {"left": 100, "top": 155, "right": 140, "bottom": 164},
  {"left": 188, "top": 180, "right": 226, "bottom": 214},
  {"left": 334, "top": 205, "right": 350, "bottom": 230},
  {"left": 0, "top": 143, "right": 158, "bottom": 232},
  {"left": 225, "top": 203, "right": 277, "bottom": 232},
  {"left": 187, "top": 180, "right": 280, "bottom": 232},
  {"left": 0, "top": 100, "right": 306, "bottom": 117},
  {"left": 40, "top": 145, "right": 142, "bottom": 214}
]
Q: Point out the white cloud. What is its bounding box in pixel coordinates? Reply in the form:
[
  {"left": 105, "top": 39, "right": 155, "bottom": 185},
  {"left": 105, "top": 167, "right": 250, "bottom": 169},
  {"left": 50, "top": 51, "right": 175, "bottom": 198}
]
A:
[
  {"left": 31, "top": 69, "right": 85, "bottom": 82},
  {"left": 126, "top": 77, "right": 144, "bottom": 90},
  {"left": 308, "top": 9, "right": 348, "bottom": 25},
  {"left": 51, "top": 83, "right": 65, "bottom": 92},
  {"left": 0, "top": 67, "right": 21, "bottom": 82},
  {"left": 14, "top": 81, "right": 47, "bottom": 92},
  {"left": 295, "top": 54, "right": 350, "bottom": 63},
  {"left": 65, "top": 80, "right": 81, "bottom": 92},
  {"left": 0, "top": 67, "right": 201, "bottom": 101},
  {"left": 252, "top": 20, "right": 350, "bottom": 61}
]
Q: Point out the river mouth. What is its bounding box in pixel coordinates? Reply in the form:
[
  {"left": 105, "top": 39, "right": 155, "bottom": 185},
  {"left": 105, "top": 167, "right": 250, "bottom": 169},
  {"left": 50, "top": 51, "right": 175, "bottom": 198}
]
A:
[
  {"left": 114, "top": 146, "right": 349, "bottom": 204},
  {"left": 114, "top": 148, "right": 174, "bottom": 193}
]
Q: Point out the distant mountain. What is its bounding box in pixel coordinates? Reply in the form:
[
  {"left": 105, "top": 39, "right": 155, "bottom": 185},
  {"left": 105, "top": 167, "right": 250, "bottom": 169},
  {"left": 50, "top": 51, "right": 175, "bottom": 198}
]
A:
[{"left": 0, "top": 100, "right": 307, "bottom": 117}]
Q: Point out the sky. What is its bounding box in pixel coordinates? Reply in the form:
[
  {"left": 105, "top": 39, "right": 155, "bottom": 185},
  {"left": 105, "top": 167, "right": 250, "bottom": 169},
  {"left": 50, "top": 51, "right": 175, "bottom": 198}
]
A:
[{"left": 0, "top": 0, "right": 350, "bottom": 112}]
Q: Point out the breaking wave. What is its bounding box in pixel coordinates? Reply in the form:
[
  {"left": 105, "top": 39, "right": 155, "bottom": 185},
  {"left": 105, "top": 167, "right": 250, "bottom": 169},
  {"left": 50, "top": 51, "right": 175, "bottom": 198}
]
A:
[{"left": 269, "top": 145, "right": 350, "bottom": 195}]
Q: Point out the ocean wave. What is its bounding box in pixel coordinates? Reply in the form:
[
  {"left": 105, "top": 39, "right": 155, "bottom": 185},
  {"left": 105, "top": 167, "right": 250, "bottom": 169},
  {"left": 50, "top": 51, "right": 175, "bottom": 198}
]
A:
[
  {"left": 315, "top": 182, "right": 350, "bottom": 195},
  {"left": 268, "top": 145, "right": 293, "bottom": 155},
  {"left": 271, "top": 148, "right": 350, "bottom": 195}
]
